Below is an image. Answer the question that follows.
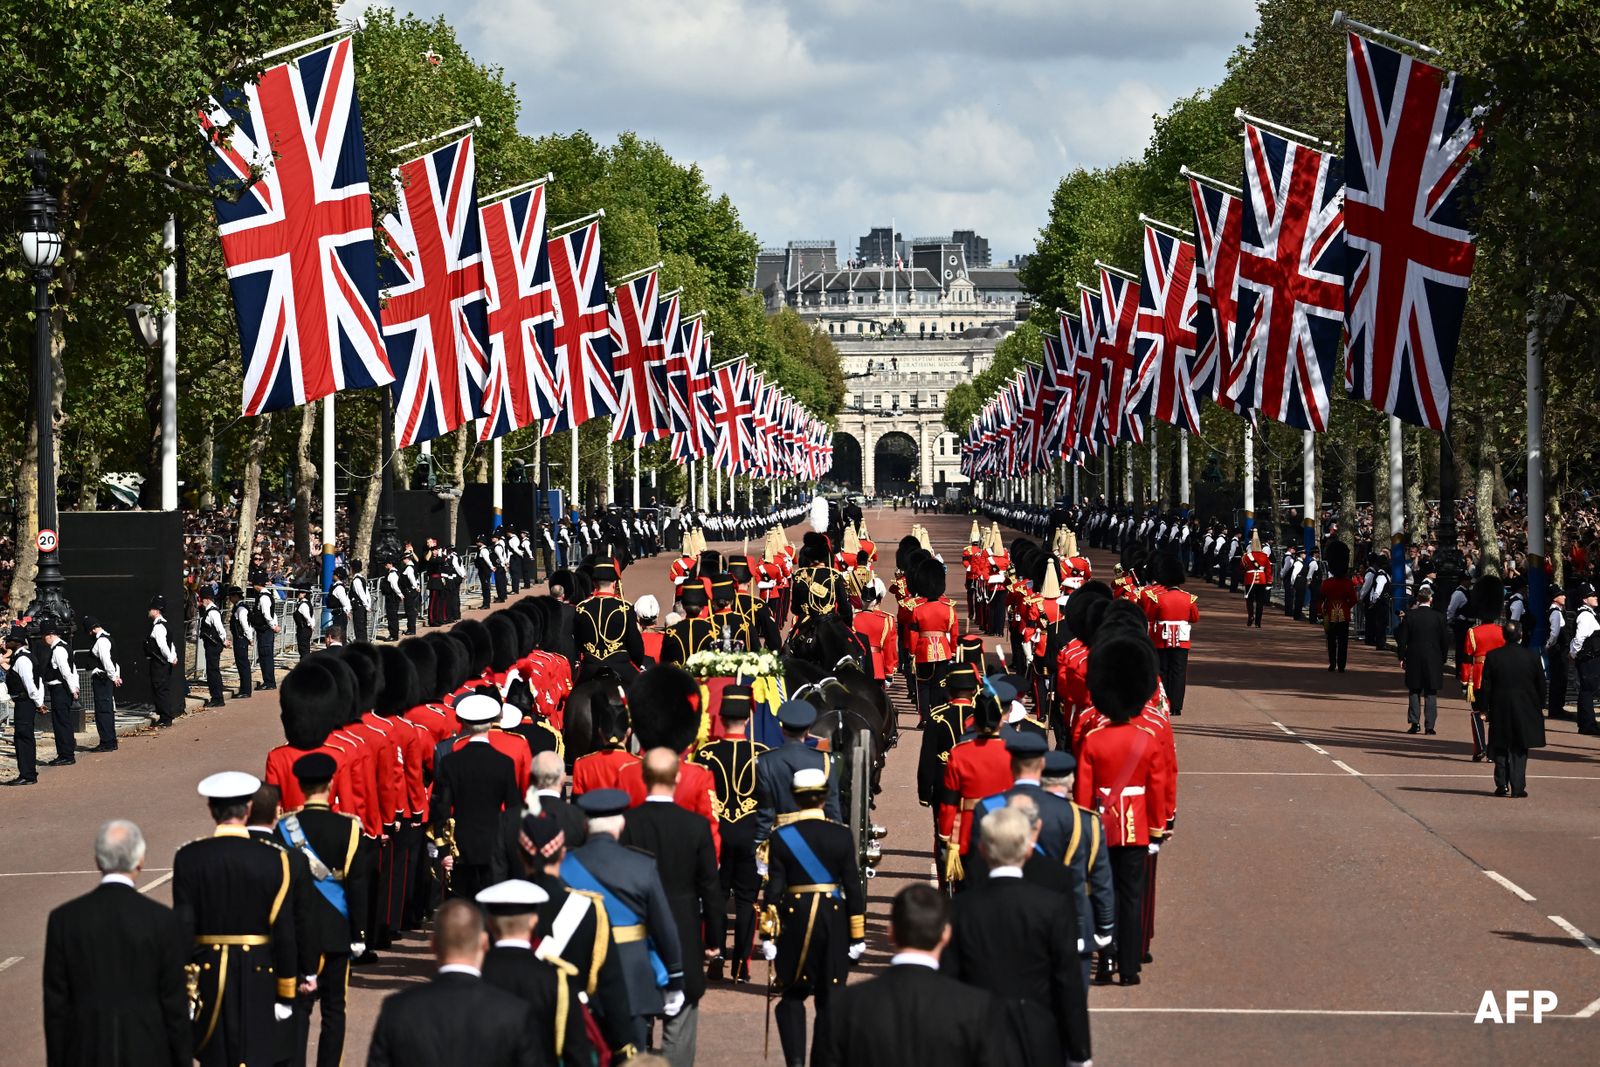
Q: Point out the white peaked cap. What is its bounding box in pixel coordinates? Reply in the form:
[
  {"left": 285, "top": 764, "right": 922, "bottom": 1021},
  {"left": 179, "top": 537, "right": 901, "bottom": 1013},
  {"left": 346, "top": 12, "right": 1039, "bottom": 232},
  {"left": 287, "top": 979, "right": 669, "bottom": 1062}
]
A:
[
  {"left": 198, "top": 771, "right": 261, "bottom": 799},
  {"left": 455, "top": 692, "right": 502, "bottom": 724},
  {"left": 475, "top": 878, "right": 550, "bottom": 910},
  {"left": 792, "top": 767, "right": 827, "bottom": 792}
]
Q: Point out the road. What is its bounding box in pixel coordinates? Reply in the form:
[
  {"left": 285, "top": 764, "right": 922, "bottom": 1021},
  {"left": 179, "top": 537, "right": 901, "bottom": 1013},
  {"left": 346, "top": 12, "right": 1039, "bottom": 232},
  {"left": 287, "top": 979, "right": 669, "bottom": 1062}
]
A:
[{"left": 6, "top": 506, "right": 1599, "bottom": 1064}]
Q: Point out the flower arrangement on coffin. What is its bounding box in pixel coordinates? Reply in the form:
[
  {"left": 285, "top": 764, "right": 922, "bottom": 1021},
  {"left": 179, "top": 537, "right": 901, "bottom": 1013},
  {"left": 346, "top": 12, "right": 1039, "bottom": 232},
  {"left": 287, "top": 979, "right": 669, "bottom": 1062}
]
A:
[{"left": 682, "top": 650, "right": 787, "bottom": 748}]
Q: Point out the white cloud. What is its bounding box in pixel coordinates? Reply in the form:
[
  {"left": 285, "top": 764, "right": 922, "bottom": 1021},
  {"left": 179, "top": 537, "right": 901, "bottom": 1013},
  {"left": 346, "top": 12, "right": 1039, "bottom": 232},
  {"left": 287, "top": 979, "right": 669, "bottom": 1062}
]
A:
[{"left": 364, "top": 0, "right": 1259, "bottom": 259}]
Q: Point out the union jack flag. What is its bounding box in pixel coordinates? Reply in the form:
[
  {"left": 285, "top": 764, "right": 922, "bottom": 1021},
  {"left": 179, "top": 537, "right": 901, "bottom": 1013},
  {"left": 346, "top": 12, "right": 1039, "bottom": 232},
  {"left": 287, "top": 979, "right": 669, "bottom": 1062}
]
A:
[
  {"left": 1040, "top": 331, "right": 1073, "bottom": 459},
  {"left": 478, "top": 183, "right": 557, "bottom": 441},
  {"left": 380, "top": 134, "right": 490, "bottom": 447},
  {"left": 1097, "top": 269, "right": 1144, "bottom": 445},
  {"left": 542, "top": 221, "right": 619, "bottom": 436},
  {"left": 1074, "top": 288, "right": 1108, "bottom": 458},
  {"left": 1230, "top": 123, "right": 1345, "bottom": 431},
  {"left": 713, "top": 359, "right": 756, "bottom": 473},
  {"left": 1188, "top": 177, "right": 1244, "bottom": 415},
  {"left": 690, "top": 328, "right": 719, "bottom": 457},
  {"left": 200, "top": 38, "right": 393, "bottom": 416},
  {"left": 1343, "top": 32, "right": 1481, "bottom": 430},
  {"left": 609, "top": 270, "right": 667, "bottom": 441},
  {"left": 1131, "top": 226, "right": 1203, "bottom": 434},
  {"left": 668, "top": 316, "right": 704, "bottom": 461},
  {"left": 654, "top": 293, "right": 680, "bottom": 442}
]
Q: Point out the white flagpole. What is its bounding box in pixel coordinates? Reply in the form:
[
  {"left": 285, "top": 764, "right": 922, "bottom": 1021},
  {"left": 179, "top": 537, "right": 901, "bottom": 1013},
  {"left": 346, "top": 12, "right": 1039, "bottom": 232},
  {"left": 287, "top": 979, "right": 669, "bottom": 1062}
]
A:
[
  {"left": 161, "top": 208, "right": 178, "bottom": 511},
  {"left": 1302, "top": 429, "right": 1317, "bottom": 555},
  {"left": 321, "top": 395, "right": 335, "bottom": 594},
  {"left": 1179, "top": 428, "right": 1191, "bottom": 509},
  {"left": 1243, "top": 423, "right": 1256, "bottom": 533},
  {"left": 633, "top": 437, "right": 641, "bottom": 507},
  {"left": 1149, "top": 423, "right": 1159, "bottom": 508},
  {"left": 492, "top": 436, "right": 504, "bottom": 529},
  {"left": 570, "top": 428, "right": 580, "bottom": 518}
]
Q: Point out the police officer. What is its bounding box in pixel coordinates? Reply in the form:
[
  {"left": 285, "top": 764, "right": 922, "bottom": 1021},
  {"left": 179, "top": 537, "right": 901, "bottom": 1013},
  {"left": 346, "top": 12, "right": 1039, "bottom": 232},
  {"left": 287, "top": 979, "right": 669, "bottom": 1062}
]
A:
[
  {"left": 228, "top": 586, "right": 254, "bottom": 698},
  {"left": 250, "top": 574, "right": 281, "bottom": 689},
  {"left": 4, "top": 624, "right": 43, "bottom": 784},
  {"left": 380, "top": 560, "right": 403, "bottom": 642},
  {"left": 327, "top": 567, "right": 352, "bottom": 639},
  {"left": 173, "top": 771, "right": 298, "bottom": 1067},
  {"left": 692, "top": 686, "right": 769, "bottom": 981},
  {"left": 39, "top": 619, "right": 78, "bottom": 766},
  {"left": 147, "top": 595, "right": 180, "bottom": 727},
  {"left": 561, "top": 789, "right": 686, "bottom": 1051},
  {"left": 758, "top": 767, "right": 866, "bottom": 1067},
  {"left": 279, "top": 753, "right": 368, "bottom": 1067},
  {"left": 198, "top": 589, "right": 229, "bottom": 708},
  {"left": 574, "top": 558, "right": 646, "bottom": 682},
  {"left": 83, "top": 615, "right": 122, "bottom": 752},
  {"left": 349, "top": 562, "right": 371, "bottom": 644},
  {"left": 754, "top": 700, "right": 842, "bottom": 851},
  {"left": 293, "top": 589, "right": 315, "bottom": 658}
]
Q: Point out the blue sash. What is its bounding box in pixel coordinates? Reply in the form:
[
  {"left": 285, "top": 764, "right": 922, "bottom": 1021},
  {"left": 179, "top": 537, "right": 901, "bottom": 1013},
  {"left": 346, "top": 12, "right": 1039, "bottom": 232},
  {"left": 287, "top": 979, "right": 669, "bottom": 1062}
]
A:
[
  {"left": 562, "top": 855, "right": 669, "bottom": 988},
  {"left": 277, "top": 819, "right": 348, "bottom": 917},
  {"left": 775, "top": 824, "right": 842, "bottom": 900},
  {"left": 976, "top": 792, "right": 1044, "bottom": 855}
]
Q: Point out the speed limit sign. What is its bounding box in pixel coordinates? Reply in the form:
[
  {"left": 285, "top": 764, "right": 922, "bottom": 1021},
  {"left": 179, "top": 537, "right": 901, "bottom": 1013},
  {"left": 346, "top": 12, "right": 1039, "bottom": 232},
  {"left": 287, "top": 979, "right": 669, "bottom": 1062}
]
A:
[{"left": 36, "top": 528, "right": 57, "bottom": 553}]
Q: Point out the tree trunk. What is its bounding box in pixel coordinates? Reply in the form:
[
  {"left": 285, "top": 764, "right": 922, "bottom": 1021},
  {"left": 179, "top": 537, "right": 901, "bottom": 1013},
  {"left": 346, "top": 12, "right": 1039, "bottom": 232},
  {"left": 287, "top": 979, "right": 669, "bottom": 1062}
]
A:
[
  {"left": 78, "top": 441, "right": 100, "bottom": 511},
  {"left": 292, "top": 402, "right": 317, "bottom": 559},
  {"left": 447, "top": 424, "right": 470, "bottom": 543},
  {"left": 229, "top": 414, "right": 273, "bottom": 590},
  {"left": 352, "top": 414, "right": 384, "bottom": 568},
  {"left": 1404, "top": 427, "right": 1426, "bottom": 546},
  {"left": 1339, "top": 444, "right": 1359, "bottom": 553},
  {"left": 1475, "top": 439, "right": 1501, "bottom": 575},
  {"left": 9, "top": 311, "right": 67, "bottom": 612},
  {"left": 198, "top": 429, "right": 216, "bottom": 510}
]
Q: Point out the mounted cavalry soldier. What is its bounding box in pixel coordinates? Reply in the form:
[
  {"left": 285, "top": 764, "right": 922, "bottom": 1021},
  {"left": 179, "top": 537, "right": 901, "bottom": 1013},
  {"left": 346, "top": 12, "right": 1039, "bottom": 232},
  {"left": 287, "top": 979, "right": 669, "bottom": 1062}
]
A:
[{"left": 574, "top": 558, "right": 646, "bottom": 683}]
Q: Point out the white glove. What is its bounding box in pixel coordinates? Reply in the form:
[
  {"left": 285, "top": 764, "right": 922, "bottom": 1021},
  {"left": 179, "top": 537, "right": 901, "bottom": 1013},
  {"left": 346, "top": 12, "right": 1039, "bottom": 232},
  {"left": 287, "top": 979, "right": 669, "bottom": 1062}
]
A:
[
  {"left": 351, "top": 942, "right": 366, "bottom": 958},
  {"left": 274, "top": 1003, "right": 294, "bottom": 1022},
  {"left": 847, "top": 942, "right": 866, "bottom": 962},
  {"left": 662, "top": 989, "right": 685, "bottom": 1017},
  {"left": 1148, "top": 841, "right": 1161, "bottom": 855},
  {"left": 760, "top": 940, "right": 777, "bottom": 961},
  {"left": 426, "top": 843, "right": 439, "bottom": 860},
  {"left": 1069, "top": 1060, "right": 1094, "bottom": 1067},
  {"left": 756, "top": 859, "right": 768, "bottom": 879},
  {"left": 1093, "top": 933, "right": 1113, "bottom": 949}
]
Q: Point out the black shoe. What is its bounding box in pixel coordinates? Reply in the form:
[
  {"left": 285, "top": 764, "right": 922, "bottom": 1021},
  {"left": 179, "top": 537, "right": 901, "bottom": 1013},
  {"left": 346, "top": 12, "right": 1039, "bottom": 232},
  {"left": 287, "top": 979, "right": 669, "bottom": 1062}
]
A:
[
  {"left": 5, "top": 775, "right": 38, "bottom": 786},
  {"left": 1425, "top": 728, "right": 1437, "bottom": 735},
  {"left": 352, "top": 950, "right": 380, "bottom": 966},
  {"left": 1472, "top": 752, "right": 1486, "bottom": 762},
  {"left": 46, "top": 756, "right": 76, "bottom": 766},
  {"left": 1513, "top": 790, "right": 1528, "bottom": 798},
  {"left": 706, "top": 958, "right": 725, "bottom": 983},
  {"left": 1493, "top": 787, "right": 1509, "bottom": 797},
  {"left": 1407, "top": 724, "right": 1421, "bottom": 734},
  {"left": 204, "top": 699, "right": 225, "bottom": 709},
  {"left": 259, "top": 683, "right": 276, "bottom": 691},
  {"left": 85, "top": 744, "right": 117, "bottom": 753},
  {"left": 234, "top": 691, "right": 252, "bottom": 699},
  {"left": 1143, "top": 951, "right": 1154, "bottom": 964},
  {"left": 1119, "top": 974, "right": 1142, "bottom": 986}
]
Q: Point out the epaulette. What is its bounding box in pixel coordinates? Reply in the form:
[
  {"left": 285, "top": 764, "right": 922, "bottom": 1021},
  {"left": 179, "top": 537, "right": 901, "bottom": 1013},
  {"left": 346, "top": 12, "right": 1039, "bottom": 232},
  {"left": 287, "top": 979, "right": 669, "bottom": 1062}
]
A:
[{"left": 1189, "top": 593, "right": 1199, "bottom": 604}]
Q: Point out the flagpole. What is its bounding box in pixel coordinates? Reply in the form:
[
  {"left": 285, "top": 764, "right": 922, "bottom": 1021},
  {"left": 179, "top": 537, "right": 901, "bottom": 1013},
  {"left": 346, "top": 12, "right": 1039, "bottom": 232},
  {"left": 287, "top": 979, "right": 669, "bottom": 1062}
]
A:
[
  {"left": 1388, "top": 415, "right": 1408, "bottom": 621},
  {"left": 1093, "top": 259, "right": 1139, "bottom": 282},
  {"left": 478, "top": 172, "right": 554, "bottom": 206},
  {"left": 633, "top": 437, "right": 641, "bottom": 507},
  {"left": 321, "top": 395, "right": 336, "bottom": 599},
  {"left": 255, "top": 27, "right": 350, "bottom": 65},
  {"left": 1233, "top": 107, "right": 1335, "bottom": 150},
  {"left": 389, "top": 116, "right": 482, "bottom": 157},
  {"left": 1330, "top": 10, "right": 1441, "bottom": 57},
  {"left": 1138, "top": 213, "right": 1195, "bottom": 239},
  {"left": 1302, "top": 430, "right": 1317, "bottom": 559},
  {"left": 571, "top": 428, "right": 580, "bottom": 520},
  {"left": 605, "top": 441, "right": 616, "bottom": 506},
  {"left": 1179, "top": 428, "right": 1190, "bottom": 511},
  {"left": 1179, "top": 165, "right": 1244, "bottom": 197},
  {"left": 1525, "top": 303, "right": 1547, "bottom": 640},
  {"left": 1243, "top": 423, "right": 1255, "bottom": 535},
  {"left": 550, "top": 208, "right": 606, "bottom": 237},
  {"left": 492, "top": 437, "right": 504, "bottom": 530}
]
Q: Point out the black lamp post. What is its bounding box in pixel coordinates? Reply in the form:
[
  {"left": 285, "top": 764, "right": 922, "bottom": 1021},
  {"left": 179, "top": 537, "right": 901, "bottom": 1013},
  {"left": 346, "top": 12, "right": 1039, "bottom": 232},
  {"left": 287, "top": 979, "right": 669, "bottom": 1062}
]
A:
[
  {"left": 20, "top": 149, "right": 73, "bottom": 641},
  {"left": 1434, "top": 418, "right": 1462, "bottom": 602},
  {"left": 372, "top": 393, "right": 402, "bottom": 569}
]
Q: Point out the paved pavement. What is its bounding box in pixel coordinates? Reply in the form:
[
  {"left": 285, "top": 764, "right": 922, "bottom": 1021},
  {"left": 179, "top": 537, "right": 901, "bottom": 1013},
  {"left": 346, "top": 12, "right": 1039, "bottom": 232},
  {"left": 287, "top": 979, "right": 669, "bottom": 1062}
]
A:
[{"left": 7, "top": 507, "right": 1600, "bottom": 1064}]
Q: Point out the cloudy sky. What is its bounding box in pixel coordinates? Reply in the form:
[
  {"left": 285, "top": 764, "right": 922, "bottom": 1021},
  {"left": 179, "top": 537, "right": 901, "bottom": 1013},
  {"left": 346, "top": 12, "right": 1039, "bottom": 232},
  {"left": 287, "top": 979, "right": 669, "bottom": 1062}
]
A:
[{"left": 346, "top": 0, "right": 1260, "bottom": 262}]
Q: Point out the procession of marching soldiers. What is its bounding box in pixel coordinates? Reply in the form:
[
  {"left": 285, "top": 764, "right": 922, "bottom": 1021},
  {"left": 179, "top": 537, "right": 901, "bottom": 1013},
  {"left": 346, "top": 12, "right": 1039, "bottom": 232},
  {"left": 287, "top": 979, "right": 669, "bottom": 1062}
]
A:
[{"left": 104, "top": 492, "right": 1249, "bottom": 1067}]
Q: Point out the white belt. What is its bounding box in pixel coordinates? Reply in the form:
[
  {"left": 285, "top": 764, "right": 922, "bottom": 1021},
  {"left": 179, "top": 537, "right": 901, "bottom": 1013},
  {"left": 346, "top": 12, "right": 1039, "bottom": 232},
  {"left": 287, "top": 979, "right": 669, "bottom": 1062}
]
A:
[{"left": 1098, "top": 785, "right": 1145, "bottom": 797}]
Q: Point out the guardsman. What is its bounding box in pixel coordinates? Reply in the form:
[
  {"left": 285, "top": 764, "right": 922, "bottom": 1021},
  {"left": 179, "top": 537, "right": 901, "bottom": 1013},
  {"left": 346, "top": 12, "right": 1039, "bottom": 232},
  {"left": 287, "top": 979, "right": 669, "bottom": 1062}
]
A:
[
  {"left": 697, "top": 548, "right": 726, "bottom": 602},
  {"left": 962, "top": 522, "right": 984, "bottom": 622},
  {"left": 280, "top": 753, "right": 368, "bottom": 1067},
  {"left": 909, "top": 558, "right": 960, "bottom": 723},
  {"left": 789, "top": 532, "right": 853, "bottom": 626},
  {"left": 895, "top": 549, "right": 928, "bottom": 704},
  {"left": 983, "top": 527, "right": 1011, "bottom": 637},
  {"left": 1005, "top": 543, "right": 1037, "bottom": 667},
  {"left": 936, "top": 685, "right": 1011, "bottom": 886},
  {"left": 574, "top": 558, "right": 646, "bottom": 682},
  {"left": 660, "top": 584, "right": 718, "bottom": 665},
  {"left": 917, "top": 662, "right": 979, "bottom": 883},
  {"left": 1061, "top": 530, "right": 1092, "bottom": 592},
  {"left": 693, "top": 687, "right": 769, "bottom": 982},
  {"left": 1144, "top": 553, "right": 1199, "bottom": 716},
  {"left": 147, "top": 594, "right": 181, "bottom": 727},
  {"left": 668, "top": 530, "right": 699, "bottom": 606},
  {"left": 198, "top": 588, "right": 229, "bottom": 708},
  {"left": 1028, "top": 560, "right": 1064, "bottom": 712},
  {"left": 3, "top": 624, "right": 43, "bottom": 785},
  {"left": 1074, "top": 635, "right": 1174, "bottom": 987},
  {"left": 251, "top": 572, "right": 281, "bottom": 689},
  {"left": 845, "top": 550, "right": 876, "bottom": 612},
  {"left": 83, "top": 615, "right": 123, "bottom": 753},
  {"left": 858, "top": 524, "right": 877, "bottom": 566},
  {"left": 614, "top": 666, "right": 722, "bottom": 855},
  {"left": 475, "top": 878, "right": 595, "bottom": 1066},
  {"left": 571, "top": 684, "right": 636, "bottom": 795},
  {"left": 957, "top": 728, "right": 1078, "bottom": 876},
  {"left": 756, "top": 533, "right": 788, "bottom": 632},
  {"left": 1320, "top": 541, "right": 1358, "bottom": 673},
  {"left": 728, "top": 556, "right": 782, "bottom": 651},
  {"left": 1241, "top": 530, "right": 1273, "bottom": 628},
  {"left": 754, "top": 700, "right": 843, "bottom": 851},
  {"left": 173, "top": 771, "right": 298, "bottom": 1067},
  {"left": 852, "top": 579, "right": 898, "bottom": 688},
  {"left": 1462, "top": 575, "right": 1506, "bottom": 760},
  {"left": 758, "top": 767, "right": 866, "bottom": 1067},
  {"left": 562, "top": 789, "right": 687, "bottom": 1052}
]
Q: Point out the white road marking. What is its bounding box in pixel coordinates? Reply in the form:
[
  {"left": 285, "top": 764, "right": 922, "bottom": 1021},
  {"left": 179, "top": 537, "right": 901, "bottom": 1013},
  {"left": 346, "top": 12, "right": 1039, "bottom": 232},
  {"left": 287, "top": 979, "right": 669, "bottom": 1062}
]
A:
[
  {"left": 1548, "top": 915, "right": 1600, "bottom": 956},
  {"left": 0, "top": 868, "right": 172, "bottom": 878},
  {"left": 1331, "top": 760, "right": 1363, "bottom": 777},
  {"left": 1301, "top": 742, "right": 1331, "bottom": 756},
  {"left": 1179, "top": 771, "right": 1600, "bottom": 779},
  {"left": 1089, "top": 1007, "right": 1482, "bottom": 1017},
  {"left": 1483, "top": 870, "right": 1536, "bottom": 902},
  {"left": 1574, "top": 996, "right": 1600, "bottom": 1019},
  {"left": 0, "top": 957, "right": 22, "bottom": 973},
  {"left": 139, "top": 871, "right": 174, "bottom": 895},
  {"left": 1269, "top": 720, "right": 1296, "bottom": 735}
]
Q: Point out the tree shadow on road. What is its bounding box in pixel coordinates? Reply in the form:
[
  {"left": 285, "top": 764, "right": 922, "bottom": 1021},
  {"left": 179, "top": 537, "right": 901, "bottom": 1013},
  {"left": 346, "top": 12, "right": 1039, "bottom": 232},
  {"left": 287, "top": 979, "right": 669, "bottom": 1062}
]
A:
[{"left": 1491, "top": 930, "right": 1599, "bottom": 950}]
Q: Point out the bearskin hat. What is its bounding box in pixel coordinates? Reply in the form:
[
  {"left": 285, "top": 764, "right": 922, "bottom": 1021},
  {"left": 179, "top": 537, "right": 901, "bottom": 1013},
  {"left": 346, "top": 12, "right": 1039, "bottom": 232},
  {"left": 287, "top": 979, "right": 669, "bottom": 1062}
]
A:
[
  {"left": 799, "top": 531, "right": 831, "bottom": 566},
  {"left": 340, "top": 643, "right": 383, "bottom": 714},
  {"left": 912, "top": 557, "right": 947, "bottom": 601},
  {"left": 309, "top": 650, "right": 360, "bottom": 726},
  {"left": 426, "top": 632, "right": 469, "bottom": 695},
  {"left": 504, "top": 609, "right": 535, "bottom": 658},
  {"left": 628, "top": 665, "right": 702, "bottom": 752},
  {"left": 1470, "top": 575, "right": 1505, "bottom": 624},
  {"left": 1077, "top": 599, "right": 1113, "bottom": 649},
  {"left": 1099, "top": 599, "right": 1152, "bottom": 642},
  {"left": 374, "top": 645, "right": 419, "bottom": 718},
  {"left": 1156, "top": 552, "right": 1186, "bottom": 588},
  {"left": 279, "top": 658, "right": 339, "bottom": 749},
  {"left": 513, "top": 598, "right": 550, "bottom": 649},
  {"left": 486, "top": 614, "right": 520, "bottom": 673},
  {"left": 453, "top": 618, "right": 493, "bottom": 677},
  {"left": 1325, "top": 538, "right": 1351, "bottom": 580},
  {"left": 1063, "top": 581, "right": 1113, "bottom": 642},
  {"left": 399, "top": 638, "right": 439, "bottom": 706},
  {"left": 895, "top": 535, "right": 922, "bottom": 573},
  {"left": 1087, "top": 636, "right": 1158, "bottom": 723}
]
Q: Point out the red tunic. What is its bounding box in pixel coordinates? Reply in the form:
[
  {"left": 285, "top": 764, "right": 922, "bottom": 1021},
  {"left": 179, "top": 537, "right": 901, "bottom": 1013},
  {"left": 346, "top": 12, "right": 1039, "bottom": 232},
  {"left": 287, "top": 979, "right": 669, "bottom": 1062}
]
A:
[
  {"left": 937, "top": 734, "right": 1014, "bottom": 852},
  {"left": 896, "top": 594, "right": 925, "bottom": 663},
  {"left": 911, "top": 598, "right": 960, "bottom": 664},
  {"left": 1320, "top": 577, "right": 1358, "bottom": 623},
  {"left": 1056, "top": 640, "right": 1091, "bottom": 743},
  {"left": 641, "top": 630, "right": 664, "bottom": 664},
  {"left": 1242, "top": 550, "right": 1273, "bottom": 586},
  {"left": 1145, "top": 586, "right": 1200, "bottom": 649},
  {"left": 616, "top": 759, "right": 721, "bottom": 859},
  {"left": 571, "top": 747, "right": 637, "bottom": 795},
  {"left": 264, "top": 741, "right": 354, "bottom": 818},
  {"left": 853, "top": 608, "right": 898, "bottom": 681},
  {"left": 359, "top": 713, "right": 408, "bottom": 826},
  {"left": 1074, "top": 718, "right": 1175, "bottom": 847},
  {"left": 1463, "top": 622, "right": 1506, "bottom": 699},
  {"left": 327, "top": 727, "right": 383, "bottom": 837},
  {"left": 447, "top": 730, "right": 533, "bottom": 795},
  {"left": 1062, "top": 555, "right": 1093, "bottom": 591}
]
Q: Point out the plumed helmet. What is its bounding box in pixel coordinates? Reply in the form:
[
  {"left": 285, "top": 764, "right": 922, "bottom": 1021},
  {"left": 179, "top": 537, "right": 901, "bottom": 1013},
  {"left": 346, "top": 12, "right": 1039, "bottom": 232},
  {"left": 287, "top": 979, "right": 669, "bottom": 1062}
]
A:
[
  {"left": 1087, "top": 636, "right": 1158, "bottom": 723},
  {"left": 1470, "top": 575, "right": 1505, "bottom": 624},
  {"left": 278, "top": 658, "right": 340, "bottom": 749},
  {"left": 628, "top": 666, "right": 703, "bottom": 752}
]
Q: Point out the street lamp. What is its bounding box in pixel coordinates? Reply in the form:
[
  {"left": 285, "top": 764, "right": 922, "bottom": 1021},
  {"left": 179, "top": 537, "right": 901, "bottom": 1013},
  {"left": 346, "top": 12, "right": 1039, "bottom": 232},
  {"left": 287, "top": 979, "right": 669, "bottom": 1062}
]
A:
[
  {"left": 19, "top": 148, "right": 73, "bottom": 639},
  {"left": 373, "top": 393, "right": 403, "bottom": 570}
]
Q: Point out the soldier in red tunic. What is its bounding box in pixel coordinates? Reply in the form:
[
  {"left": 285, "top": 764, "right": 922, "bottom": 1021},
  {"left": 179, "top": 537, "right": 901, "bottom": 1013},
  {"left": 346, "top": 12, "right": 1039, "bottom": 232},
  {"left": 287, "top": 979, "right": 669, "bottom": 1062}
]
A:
[
  {"left": 1463, "top": 576, "right": 1506, "bottom": 760},
  {"left": 852, "top": 579, "right": 898, "bottom": 687},
  {"left": 1144, "top": 554, "right": 1199, "bottom": 716},
  {"left": 570, "top": 688, "right": 636, "bottom": 795},
  {"left": 1241, "top": 530, "right": 1274, "bottom": 628},
  {"left": 910, "top": 558, "right": 961, "bottom": 724},
  {"left": 936, "top": 682, "right": 1011, "bottom": 887}
]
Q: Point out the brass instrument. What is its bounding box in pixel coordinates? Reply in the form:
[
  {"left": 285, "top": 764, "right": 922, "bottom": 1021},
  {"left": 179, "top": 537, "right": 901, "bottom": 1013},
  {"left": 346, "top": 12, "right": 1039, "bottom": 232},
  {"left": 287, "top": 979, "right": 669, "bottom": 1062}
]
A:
[
  {"left": 184, "top": 962, "right": 202, "bottom": 1021},
  {"left": 428, "top": 817, "right": 459, "bottom": 893}
]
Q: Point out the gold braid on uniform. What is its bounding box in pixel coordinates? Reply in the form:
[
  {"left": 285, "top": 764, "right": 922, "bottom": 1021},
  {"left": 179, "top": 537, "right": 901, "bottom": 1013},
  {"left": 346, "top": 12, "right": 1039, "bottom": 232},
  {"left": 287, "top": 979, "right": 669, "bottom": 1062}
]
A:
[{"left": 541, "top": 954, "right": 580, "bottom": 1058}]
